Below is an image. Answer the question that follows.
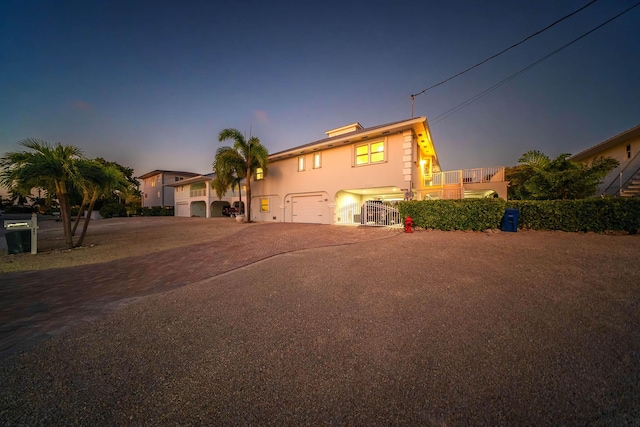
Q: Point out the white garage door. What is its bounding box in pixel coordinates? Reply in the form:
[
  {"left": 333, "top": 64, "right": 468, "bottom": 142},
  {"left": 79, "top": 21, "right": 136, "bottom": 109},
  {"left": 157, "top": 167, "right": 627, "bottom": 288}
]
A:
[
  {"left": 176, "top": 203, "right": 189, "bottom": 217},
  {"left": 292, "top": 195, "right": 323, "bottom": 223}
]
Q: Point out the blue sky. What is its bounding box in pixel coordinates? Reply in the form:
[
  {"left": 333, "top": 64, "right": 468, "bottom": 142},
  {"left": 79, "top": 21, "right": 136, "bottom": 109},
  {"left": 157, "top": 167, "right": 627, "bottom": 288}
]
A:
[{"left": 1, "top": 0, "right": 639, "bottom": 186}]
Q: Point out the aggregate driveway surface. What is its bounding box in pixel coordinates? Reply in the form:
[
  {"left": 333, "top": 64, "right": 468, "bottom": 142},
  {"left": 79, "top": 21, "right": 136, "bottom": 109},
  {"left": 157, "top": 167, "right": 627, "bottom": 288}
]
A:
[{"left": 1, "top": 224, "right": 639, "bottom": 425}]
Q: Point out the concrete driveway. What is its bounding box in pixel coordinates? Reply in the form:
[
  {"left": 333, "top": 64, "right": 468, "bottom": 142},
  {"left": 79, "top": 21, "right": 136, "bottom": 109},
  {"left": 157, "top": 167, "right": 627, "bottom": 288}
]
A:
[{"left": 1, "top": 224, "right": 639, "bottom": 425}]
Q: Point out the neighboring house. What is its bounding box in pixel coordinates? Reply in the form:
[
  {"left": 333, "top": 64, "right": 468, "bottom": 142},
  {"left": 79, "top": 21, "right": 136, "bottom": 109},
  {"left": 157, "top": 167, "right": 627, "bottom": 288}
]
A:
[
  {"left": 570, "top": 124, "right": 640, "bottom": 197},
  {"left": 249, "top": 116, "right": 507, "bottom": 224},
  {"left": 165, "top": 173, "right": 246, "bottom": 218},
  {"left": 166, "top": 116, "right": 507, "bottom": 224},
  {"left": 139, "top": 170, "right": 200, "bottom": 208}
]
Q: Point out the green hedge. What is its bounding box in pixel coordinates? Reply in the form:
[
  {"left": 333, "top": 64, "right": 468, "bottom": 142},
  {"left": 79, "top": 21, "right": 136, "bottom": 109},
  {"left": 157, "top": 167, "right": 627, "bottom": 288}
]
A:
[
  {"left": 99, "top": 203, "right": 127, "bottom": 218},
  {"left": 140, "top": 206, "right": 174, "bottom": 216},
  {"left": 398, "top": 198, "right": 640, "bottom": 233},
  {"left": 399, "top": 199, "right": 506, "bottom": 231},
  {"left": 507, "top": 199, "right": 640, "bottom": 233}
]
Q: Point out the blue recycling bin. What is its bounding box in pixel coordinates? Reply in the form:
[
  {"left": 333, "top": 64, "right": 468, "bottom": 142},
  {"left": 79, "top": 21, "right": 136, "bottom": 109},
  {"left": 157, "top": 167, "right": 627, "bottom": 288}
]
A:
[{"left": 501, "top": 208, "right": 519, "bottom": 232}]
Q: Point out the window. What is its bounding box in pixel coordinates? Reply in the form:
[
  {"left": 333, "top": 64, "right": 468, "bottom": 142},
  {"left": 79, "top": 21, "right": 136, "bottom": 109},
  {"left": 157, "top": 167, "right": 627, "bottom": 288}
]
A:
[
  {"left": 157, "top": 191, "right": 161, "bottom": 198},
  {"left": 260, "top": 198, "right": 269, "bottom": 212},
  {"left": 298, "top": 156, "right": 305, "bottom": 171},
  {"left": 627, "top": 144, "right": 632, "bottom": 159},
  {"left": 151, "top": 180, "right": 156, "bottom": 187},
  {"left": 313, "top": 152, "right": 321, "bottom": 169},
  {"left": 255, "top": 168, "right": 264, "bottom": 180},
  {"left": 355, "top": 140, "right": 385, "bottom": 165},
  {"left": 175, "top": 176, "right": 183, "bottom": 182}
]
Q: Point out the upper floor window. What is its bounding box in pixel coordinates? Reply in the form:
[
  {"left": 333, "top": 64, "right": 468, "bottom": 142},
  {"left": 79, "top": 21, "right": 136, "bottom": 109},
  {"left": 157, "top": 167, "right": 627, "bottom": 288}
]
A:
[
  {"left": 151, "top": 181, "right": 156, "bottom": 187},
  {"left": 175, "top": 176, "right": 183, "bottom": 182},
  {"left": 627, "top": 144, "right": 632, "bottom": 159},
  {"left": 298, "top": 156, "right": 305, "bottom": 171},
  {"left": 313, "top": 152, "right": 322, "bottom": 169},
  {"left": 355, "top": 140, "right": 385, "bottom": 165},
  {"left": 255, "top": 168, "right": 264, "bottom": 180}
]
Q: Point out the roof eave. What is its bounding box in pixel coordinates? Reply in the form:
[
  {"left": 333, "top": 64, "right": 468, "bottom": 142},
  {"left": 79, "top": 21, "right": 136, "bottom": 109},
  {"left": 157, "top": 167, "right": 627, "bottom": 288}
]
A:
[
  {"left": 269, "top": 116, "right": 428, "bottom": 161},
  {"left": 571, "top": 124, "right": 640, "bottom": 161}
]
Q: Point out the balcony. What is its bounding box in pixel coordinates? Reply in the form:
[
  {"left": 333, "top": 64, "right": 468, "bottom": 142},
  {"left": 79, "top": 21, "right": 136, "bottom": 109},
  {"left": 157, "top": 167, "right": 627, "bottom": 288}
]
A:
[{"left": 419, "top": 166, "right": 506, "bottom": 200}]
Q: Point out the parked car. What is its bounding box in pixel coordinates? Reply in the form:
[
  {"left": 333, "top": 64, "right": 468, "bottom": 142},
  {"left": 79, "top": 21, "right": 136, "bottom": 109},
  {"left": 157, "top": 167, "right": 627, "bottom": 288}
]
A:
[
  {"left": 221, "top": 206, "right": 237, "bottom": 217},
  {"left": 222, "top": 201, "right": 245, "bottom": 217},
  {"left": 360, "top": 200, "right": 400, "bottom": 226}
]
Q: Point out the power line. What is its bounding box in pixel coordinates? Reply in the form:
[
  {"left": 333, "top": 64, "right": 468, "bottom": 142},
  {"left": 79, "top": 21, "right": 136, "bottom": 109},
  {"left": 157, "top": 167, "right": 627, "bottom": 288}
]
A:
[
  {"left": 429, "top": 1, "right": 640, "bottom": 125},
  {"left": 411, "top": 0, "right": 600, "bottom": 99}
]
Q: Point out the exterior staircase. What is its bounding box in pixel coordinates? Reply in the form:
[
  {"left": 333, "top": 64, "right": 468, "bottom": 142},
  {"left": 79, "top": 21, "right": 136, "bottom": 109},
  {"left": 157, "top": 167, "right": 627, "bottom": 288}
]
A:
[{"left": 620, "top": 167, "right": 640, "bottom": 197}]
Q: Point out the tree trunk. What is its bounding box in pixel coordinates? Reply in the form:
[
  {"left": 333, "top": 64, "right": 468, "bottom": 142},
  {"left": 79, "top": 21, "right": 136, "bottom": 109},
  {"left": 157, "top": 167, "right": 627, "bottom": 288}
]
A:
[
  {"left": 245, "top": 166, "right": 252, "bottom": 223},
  {"left": 75, "top": 191, "right": 98, "bottom": 247},
  {"left": 72, "top": 197, "right": 88, "bottom": 236},
  {"left": 56, "top": 185, "right": 74, "bottom": 249}
]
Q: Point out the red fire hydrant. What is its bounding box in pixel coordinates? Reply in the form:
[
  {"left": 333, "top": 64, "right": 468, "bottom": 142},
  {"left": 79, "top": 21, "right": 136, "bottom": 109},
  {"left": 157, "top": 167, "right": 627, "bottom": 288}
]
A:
[{"left": 404, "top": 216, "right": 413, "bottom": 233}]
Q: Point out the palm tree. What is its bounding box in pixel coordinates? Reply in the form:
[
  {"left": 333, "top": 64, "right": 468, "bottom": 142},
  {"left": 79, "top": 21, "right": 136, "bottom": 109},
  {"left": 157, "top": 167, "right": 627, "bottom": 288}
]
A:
[
  {"left": 74, "top": 160, "right": 128, "bottom": 247},
  {"left": 214, "top": 128, "right": 269, "bottom": 222},
  {"left": 212, "top": 147, "right": 246, "bottom": 212},
  {"left": 0, "top": 139, "right": 83, "bottom": 248},
  {"left": 516, "top": 150, "right": 618, "bottom": 200}
]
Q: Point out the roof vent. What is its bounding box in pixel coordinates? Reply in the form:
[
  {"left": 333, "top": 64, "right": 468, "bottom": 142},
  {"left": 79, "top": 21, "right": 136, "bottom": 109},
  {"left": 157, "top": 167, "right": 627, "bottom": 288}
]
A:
[{"left": 325, "top": 122, "right": 364, "bottom": 138}]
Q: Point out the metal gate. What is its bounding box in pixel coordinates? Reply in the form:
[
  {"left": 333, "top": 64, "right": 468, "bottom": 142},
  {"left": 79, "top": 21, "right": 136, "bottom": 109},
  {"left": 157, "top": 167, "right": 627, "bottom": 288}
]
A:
[{"left": 335, "top": 201, "right": 401, "bottom": 227}]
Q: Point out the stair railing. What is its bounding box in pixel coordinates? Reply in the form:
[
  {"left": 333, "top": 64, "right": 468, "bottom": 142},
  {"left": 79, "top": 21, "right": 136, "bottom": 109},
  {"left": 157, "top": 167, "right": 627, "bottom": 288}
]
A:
[{"left": 599, "top": 150, "right": 640, "bottom": 196}]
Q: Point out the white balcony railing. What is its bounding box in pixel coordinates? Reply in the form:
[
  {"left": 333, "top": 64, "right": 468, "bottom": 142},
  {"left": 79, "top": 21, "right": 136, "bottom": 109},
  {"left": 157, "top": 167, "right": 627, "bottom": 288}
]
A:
[
  {"left": 424, "top": 167, "right": 505, "bottom": 187},
  {"left": 190, "top": 189, "right": 206, "bottom": 197}
]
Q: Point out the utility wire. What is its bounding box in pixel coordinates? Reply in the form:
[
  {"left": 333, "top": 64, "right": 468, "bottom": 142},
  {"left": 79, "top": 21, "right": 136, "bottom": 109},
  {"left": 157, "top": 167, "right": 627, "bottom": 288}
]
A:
[
  {"left": 429, "top": 1, "right": 640, "bottom": 125},
  {"left": 411, "top": 0, "right": 600, "bottom": 98}
]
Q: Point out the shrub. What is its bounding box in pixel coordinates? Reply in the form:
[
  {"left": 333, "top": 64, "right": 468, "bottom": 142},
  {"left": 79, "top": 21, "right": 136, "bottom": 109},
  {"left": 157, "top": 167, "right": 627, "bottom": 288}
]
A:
[
  {"left": 508, "top": 199, "right": 640, "bottom": 233},
  {"left": 140, "top": 206, "right": 174, "bottom": 216},
  {"left": 398, "top": 198, "right": 640, "bottom": 233},
  {"left": 100, "top": 203, "right": 127, "bottom": 218},
  {"left": 399, "top": 199, "right": 506, "bottom": 231}
]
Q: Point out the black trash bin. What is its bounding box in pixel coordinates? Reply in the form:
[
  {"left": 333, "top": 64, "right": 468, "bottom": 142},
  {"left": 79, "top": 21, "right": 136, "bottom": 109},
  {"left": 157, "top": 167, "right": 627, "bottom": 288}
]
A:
[
  {"left": 5, "top": 230, "right": 31, "bottom": 254},
  {"left": 501, "top": 208, "right": 519, "bottom": 232}
]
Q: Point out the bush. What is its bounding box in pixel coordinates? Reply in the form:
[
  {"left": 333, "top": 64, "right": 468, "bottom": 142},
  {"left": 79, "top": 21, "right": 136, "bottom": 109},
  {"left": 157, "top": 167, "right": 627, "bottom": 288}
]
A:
[
  {"left": 399, "top": 199, "right": 506, "bottom": 231},
  {"left": 100, "top": 203, "right": 127, "bottom": 218},
  {"left": 3, "top": 205, "right": 36, "bottom": 214},
  {"left": 398, "top": 198, "right": 640, "bottom": 233},
  {"left": 140, "top": 206, "right": 174, "bottom": 216},
  {"left": 508, "top": 199, "right": 640, "bottom": 233}
]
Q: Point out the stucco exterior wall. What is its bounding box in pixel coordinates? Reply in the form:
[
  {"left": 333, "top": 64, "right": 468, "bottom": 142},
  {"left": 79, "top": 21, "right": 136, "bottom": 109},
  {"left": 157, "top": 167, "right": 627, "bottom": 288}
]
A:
[
  {"left": 577, "top": 137, "right": 639, "bottom": 166},
  {"left": 250, "top": 132, "right": 411, "bottom": 223},
  {"left": 142, "top": 172, "right": 196, "bottom": 208},
  {"left": 574, "top": 131, "right": 640, "bottom": 196},
  {"left": 173, "top": 180, "right": 245, "bottom": 218},
  {"left": 142, "top": 175, "right": 162, "bottom": 207}
]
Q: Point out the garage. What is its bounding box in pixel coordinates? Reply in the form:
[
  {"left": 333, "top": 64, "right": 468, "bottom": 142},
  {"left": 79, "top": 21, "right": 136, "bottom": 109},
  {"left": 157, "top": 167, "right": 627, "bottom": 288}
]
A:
[
  {"left": 211, "top": 201, "right": 230, "bottom": 217},
  {"left": 291, "top": 195, "right": 324, "bottom": 224},
  {"left": 176, "top": 202, "right": 190, "bottom": 217}
]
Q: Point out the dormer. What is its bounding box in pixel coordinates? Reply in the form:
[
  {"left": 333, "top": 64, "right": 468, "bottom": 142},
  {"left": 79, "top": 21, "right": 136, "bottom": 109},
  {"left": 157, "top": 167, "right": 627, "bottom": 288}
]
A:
[{"left": 325, "top": 122, "right": 364, "bottom": 138}]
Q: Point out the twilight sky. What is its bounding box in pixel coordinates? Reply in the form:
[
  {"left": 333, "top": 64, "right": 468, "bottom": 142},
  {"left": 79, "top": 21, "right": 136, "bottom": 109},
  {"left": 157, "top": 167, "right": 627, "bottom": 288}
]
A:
[{"left": 1, "top": 0, "right": 639, "bottom": 184}]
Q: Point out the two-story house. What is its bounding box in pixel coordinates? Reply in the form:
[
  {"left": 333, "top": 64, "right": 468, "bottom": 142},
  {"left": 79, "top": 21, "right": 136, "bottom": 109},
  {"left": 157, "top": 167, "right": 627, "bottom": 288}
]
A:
[
  {"left": 570, "top": 124, "right": 640, "bottom": 197},
  {"left": 166, "top": 173, "right": 246, "bottom": 218},
  {"left": 139, "top": 170, "right": 200, "bottom": 208},
  {"left": 249, "top": 116, "right": 507, "bottom": 224}
]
